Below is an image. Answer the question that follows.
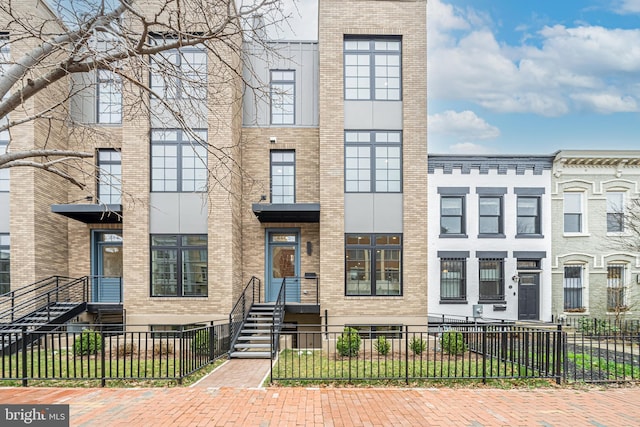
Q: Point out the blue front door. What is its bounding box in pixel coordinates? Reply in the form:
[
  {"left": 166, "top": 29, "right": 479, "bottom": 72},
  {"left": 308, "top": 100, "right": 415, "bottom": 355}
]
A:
[
  {"left": 266, "top": 230, "right": 300, "bottom": 303},
  {"left": 92, "top": 231, "right": 123, "bottom": 303}
]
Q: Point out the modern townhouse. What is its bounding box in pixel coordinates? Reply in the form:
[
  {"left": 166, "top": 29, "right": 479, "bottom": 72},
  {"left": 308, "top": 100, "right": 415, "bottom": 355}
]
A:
[
  {"left": 427, "top": 155, "right": 555, "bottom": 322},
  {"left": 552, "top": 151, "right": 640, "bottom": 321},
  {"left": 0, "top": 0, "right": 428, "bottom": 342}
]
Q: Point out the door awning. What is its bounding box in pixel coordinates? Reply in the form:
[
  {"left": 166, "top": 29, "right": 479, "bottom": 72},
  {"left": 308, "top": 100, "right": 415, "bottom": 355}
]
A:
[
  {"left": 51, "top": 204, "right": 122, "bottom": 224},
  {"left": 251, "top": 203, "right": 320, "bottom": 223}
]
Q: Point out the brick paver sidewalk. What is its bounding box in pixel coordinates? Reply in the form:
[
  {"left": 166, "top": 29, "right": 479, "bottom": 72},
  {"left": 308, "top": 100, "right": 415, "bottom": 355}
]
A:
[{"left": 0, "top": 386, "right": 638, "bottom": 426}]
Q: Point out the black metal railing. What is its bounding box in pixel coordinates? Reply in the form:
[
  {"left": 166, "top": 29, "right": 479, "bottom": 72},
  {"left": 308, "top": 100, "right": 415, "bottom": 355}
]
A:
[
  {"left": 270, "top": 278, "right": 287, "bottom": 358},
  {"left": 270, "top": 324, "right": 564, "bottom": 384},
  {"left": 0, "top": 322, "right": 231, "bottom": 387},
  {"left": 229, "top": 276, "right": 261, "bottom": 351},
  {"left": 0, "top": 276, "right": 89, "bottom": 325}
]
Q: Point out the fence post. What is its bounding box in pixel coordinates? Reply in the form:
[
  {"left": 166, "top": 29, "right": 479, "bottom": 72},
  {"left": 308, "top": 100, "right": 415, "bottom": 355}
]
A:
[
  {"left": 482, "top": 325, "right": 487, "bottom": 384},
  {"left": 21, "top": 327, "right": 27, "bottom": 387},
  {"left": 405, "top": 330, "right": 409, "bottom": 385},
  {"left": 100, "top": 332, "right": 106, "bottom": 387},
  {"left": 555, "top": 324, "right": 563, "bottom": 385},
  {"left": 209, "top": 322, "right": 215, "bottom": 361},
  {"left": 178, "top": 326, "right": 184, "bottom": 385}
]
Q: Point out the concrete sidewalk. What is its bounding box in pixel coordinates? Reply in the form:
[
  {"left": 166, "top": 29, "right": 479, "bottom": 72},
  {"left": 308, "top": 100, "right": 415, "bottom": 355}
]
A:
[{"left": 0, "top": 385, "right": 639, "bottom": 426}]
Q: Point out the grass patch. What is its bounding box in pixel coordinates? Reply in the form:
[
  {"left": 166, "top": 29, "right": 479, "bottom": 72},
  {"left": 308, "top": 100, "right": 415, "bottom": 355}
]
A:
[{"left": 568, "top": 352, "right": 640, "bottom": 380}]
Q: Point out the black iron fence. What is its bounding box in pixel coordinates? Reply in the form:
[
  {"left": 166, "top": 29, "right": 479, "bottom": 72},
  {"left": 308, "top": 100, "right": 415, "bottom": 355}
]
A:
[
  {"left": 0, "top": 322, "right": 230, "bottom": 386},
  {"left": 270, "top": 324, "right": 564, "bottom": 384}
]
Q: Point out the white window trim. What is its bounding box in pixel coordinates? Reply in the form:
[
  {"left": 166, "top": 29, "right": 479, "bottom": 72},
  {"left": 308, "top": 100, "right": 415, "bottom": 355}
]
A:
[{"left": 563, "top": 191, "right": 588, "bottom": 237}]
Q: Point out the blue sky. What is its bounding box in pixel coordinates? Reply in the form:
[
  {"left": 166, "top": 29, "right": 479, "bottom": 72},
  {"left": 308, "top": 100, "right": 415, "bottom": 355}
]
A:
[{"left": 285, "top": 0, "right": 640, "bottom": 154}]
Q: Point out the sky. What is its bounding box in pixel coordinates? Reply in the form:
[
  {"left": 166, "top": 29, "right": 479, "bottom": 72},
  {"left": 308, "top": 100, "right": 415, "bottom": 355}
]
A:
[{"left": 282, "top": 0, "right": 640, "bottom": 155}]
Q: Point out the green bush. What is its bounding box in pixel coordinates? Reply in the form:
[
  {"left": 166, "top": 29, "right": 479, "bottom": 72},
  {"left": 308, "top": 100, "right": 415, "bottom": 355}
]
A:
[
  {"left": 336, "top": 327, "right": 361, "bottom": 357},
  {"left": 410, "top": 336, "right": 427, "bottom": 355},
  {"left": 374, "top": 336, "right": 391, "bottom": 356},
  {"left": 191, "top": 329, "right": 213, "bottom": 355},
  {"left": 73, "top": 329, "right": 103, "bottom": 356},
  {"left": 440, "top": 331, "right": 467, "bottom": 355}
]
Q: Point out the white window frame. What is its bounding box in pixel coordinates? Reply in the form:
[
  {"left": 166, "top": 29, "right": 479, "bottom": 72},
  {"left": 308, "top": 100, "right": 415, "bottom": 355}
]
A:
[
  {"left": 606, "top": 191, "right": 625, "bottom": 234},
  {"left": 563, "top": 192, "right": 585, "bottom": 235}
]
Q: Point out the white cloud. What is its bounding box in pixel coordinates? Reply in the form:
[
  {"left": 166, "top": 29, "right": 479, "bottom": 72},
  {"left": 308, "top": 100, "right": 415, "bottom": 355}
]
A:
[
  {"left": 614, "top": 0, "right": 640, "bottom": 14},
  {"left": 429, "top": 1, "right": 640, "bottom": 116},
  {"left": 429, "top": 110, "right": 500, "bottom": 140}
]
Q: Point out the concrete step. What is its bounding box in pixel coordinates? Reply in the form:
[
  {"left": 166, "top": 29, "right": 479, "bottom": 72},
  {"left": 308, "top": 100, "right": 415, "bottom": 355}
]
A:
[
  {"left": 240, "top": 329, "right": 270, "bottom": 335},
  {"left": 229, "top": 351, "right": 271, "bottom": 359},
  {"left": 237, "top": 336, "right": 270, "bottom": 341},
  {"left": 234, "top": 343, "right": 271, "bottom": 349}
]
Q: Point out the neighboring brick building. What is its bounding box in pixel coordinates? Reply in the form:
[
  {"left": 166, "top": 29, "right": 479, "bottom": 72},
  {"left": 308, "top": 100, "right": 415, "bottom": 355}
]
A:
[
  {"left": 551, "top": 151, "right": 640, "bottom": 321},
  {"left": 1, "top": 0, "right": 428, "bottom": 332}
]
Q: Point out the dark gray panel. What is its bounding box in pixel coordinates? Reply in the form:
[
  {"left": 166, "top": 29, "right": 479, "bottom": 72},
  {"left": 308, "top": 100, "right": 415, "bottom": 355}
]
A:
[
  {"left": 514, "top": 187, "right": 546, "bottom": 195},
  {"left": 476, "top": 251, "right": 508, "bottom": 258},
  {"left": 437, "top": 187, "right": 469, "bottom": 195},
  {"left": 437, "top": 251, "right": 470, "bottom": 258},
  {"left": 513, "top": 251, "right": 547, "bottom": 259},
  {"left": 476, "top": 187, "right": 507, "bottom": 195}
]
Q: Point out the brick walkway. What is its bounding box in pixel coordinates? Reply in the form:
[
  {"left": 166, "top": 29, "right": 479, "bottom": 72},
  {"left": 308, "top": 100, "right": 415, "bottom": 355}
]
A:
[{"left": 0, "top": 385, "right": 639, "bottom": 426}]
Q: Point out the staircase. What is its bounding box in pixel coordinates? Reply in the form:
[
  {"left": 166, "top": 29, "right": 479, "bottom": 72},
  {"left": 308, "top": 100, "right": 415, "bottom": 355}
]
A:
[
  {"left": 230, "top": 303, "right": 276, "bottom": 359},
  {"left": 0, "top": 301, "right": 87, "bottom": 355}
]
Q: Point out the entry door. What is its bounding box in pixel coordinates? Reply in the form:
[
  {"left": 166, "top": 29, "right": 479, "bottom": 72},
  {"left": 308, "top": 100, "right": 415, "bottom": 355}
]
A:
[
  {"left": 266, "top": 231, "right": 300, "bottom": 303},
  {"left": 93, "top": 231, "right": 123, "bottom": 303},
  {"left": 518, "top": 273, "right": 539, "bottom": 320}
]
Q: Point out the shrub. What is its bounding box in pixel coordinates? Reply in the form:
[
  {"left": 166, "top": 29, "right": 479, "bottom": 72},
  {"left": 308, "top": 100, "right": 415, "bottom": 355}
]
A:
[
  {"left": 440, "top": 331, "right": 467, "bottom": 355},
  {"left": 374, "top": 336, "right": 391, "bottom": 356},
  {"left": 336, "top": 327, "right": 361, "bottom": 357},
  {"left": 117, "top": 343, "right": 137, "bottom": 357},
  {"left": 153, "top": 341, "right": 174, "bottom": 356},
  {"left": 73, "top": 329, "right": 103, "bottom": 356},
  {"left": 410, "top": 336, "right": 427, "bottom": 355},
  {"left": 191, "top": 329, "right": 213, "bottom": 355}
]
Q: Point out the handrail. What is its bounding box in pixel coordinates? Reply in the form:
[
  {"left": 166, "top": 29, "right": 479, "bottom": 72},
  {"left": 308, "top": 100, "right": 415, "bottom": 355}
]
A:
[
  {"left": 0, "top": 276, "right": 90, "bottom": 325},
  {"left": 228, "top": 276, "right": 261, "bottom": 351},
  {"left": 271, "top": 277, "right": 287, "bottom": 358}
]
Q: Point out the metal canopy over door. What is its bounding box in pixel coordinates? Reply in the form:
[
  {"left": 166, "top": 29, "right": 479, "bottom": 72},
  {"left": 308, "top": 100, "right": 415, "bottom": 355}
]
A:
[
  {"left": 518, "top": 272, "right": 540, "bottom": 320},
  {"left": 266, "top": 230, "right": 300, "bottom": 303},
  {"left": 92, "top": 231, "right": 123, "bottom": 303}
]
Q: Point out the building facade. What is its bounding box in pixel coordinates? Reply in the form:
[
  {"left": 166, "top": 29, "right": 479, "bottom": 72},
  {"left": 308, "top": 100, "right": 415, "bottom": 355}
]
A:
[
  {"left": 1, "top": 0, "right": 428, "bottom": 331},
  {"left": 551, "top": 151, "right": 640, "bottom": 321},
  {"left": 427, "top": 155, "right": 554, "bottom": 322}
]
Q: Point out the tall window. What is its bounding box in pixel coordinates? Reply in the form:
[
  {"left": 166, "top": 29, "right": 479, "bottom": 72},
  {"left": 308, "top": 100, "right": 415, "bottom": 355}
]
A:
[
  {"left": 606, "top": 192, "right": 625, "bottom": 233},
  {"left": 0, "top": 130, "right": 8, "bottom": 192},
  {"left": 97, "top": 149, "right": 121, "bottom": 204},
  {"left": 607, "top": 263, "right": 627, "bottom": 311},
  {"left": 563, "top": 265, "right": 584, "bottom": 310},
  {"left": 271, "top": 150, "right": 295, "bottom": 203},
  {"left": 478, "top": 196, "right": 502, "bottom": 235},
  {"left": 151, "top": 129, "right": 207, "bottom": 192},
  {"left": 0, "top": 234, "right": 8, "bottom": 294},
  {"left": 478, "top": 259, "right": 504, "bottom": 301},
  {"left": 97, "top": 70, "right": 122, "bottom": 124},
  {"left": 344, "top": 37, "right": 401, "bottom": 100},
  {"left": 151, "top": 235, "right": 207, "bottom": 297},
  {"left": 345, "top": 234, "right": 402, "bottom": 296},
  {"left": 517, "top": 196, "right": 541, "bottom": 235},
  {"left": 150, "top": 44, "right": 207, "bottom": 100},
  {"left": 564, "top": 192, "right": 583, "bottom": 233},
  {"left": 440, "top": 196, "right": 465, "bottom": 235},
  {"left": 345, "top": 131, "right": 401, "bottom": 193},
  {"left": 440, "top": 258, "right": 466, "bottom": 301},
  {"left": 270, "top": 70, "right": 295, "bottom": 125}
]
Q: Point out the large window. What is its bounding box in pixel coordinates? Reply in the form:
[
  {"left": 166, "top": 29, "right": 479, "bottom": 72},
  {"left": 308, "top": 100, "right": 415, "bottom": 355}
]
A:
[
  {"left": 270, "top": 70, "right": 295, "bottom": 125},
  {"left": 270, "top": 150, "right": 295, "bottom": 203},
  {"left": 564, "top": 192, "right": 583, "bottom": 233},
  {"left": 0, "top": 234, "right": 8, "bottom": 294},
  {"left": 150, "top": 43, "right": 207, "bottom": 100},
  {"left": 478, "top": 196, "right": 502, "bottom": 235},
  {"left": 0, "top": 130, "right": 8, "bottom": 192},
  {"left": 607, "top": 263, "right": 627, "bottom": 311},
  {"left": 440, "top": 196, "right": 465, "bottom": 235},
  {"left": 345, "top": 234, "right": 402, "bottom": 296},
  {"left": 97, "top": 149, "right": 121, "bottom": 204},
  {"left": 478, "top": 259, "right": 504, "bottom": 302},
  {"left": 344, "top": 37, "right": 401, "bottom": 100},
  {"left": 440, "top": 258, "right": 466, "bottom": 301},
  {"left": 97, "top": 70, "right": 122, "bottom": 124},
  {"left": 345, "top": 131, "right": 401, "bottom": 193},
  {"left": 151, "top": 235, "right": 207, "bottom": 297},
  {"left": 151, "top": 129, "right": 207, "bottom": 192},
  {"left": 606, "top": 192, "right": 625, "bottom": 233},
  {"left": 563, "top": 265, "right": 584, "bottom": 310},
  {"left": 517, "top": 196, "right": 541, "bottom": 235}
]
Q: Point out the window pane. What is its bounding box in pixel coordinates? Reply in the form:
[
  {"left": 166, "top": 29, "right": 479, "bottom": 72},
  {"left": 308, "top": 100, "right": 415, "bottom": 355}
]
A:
[
  {"left": 479, "top": 217, "right": 499, "bottom": 234},
  {"left": 479, "top": 260, "right": 503, "bottom": 300},
  {"left": 346, "top": 249, "right": 371, "bottom": 295},
  {"left": 182, "top": 249, "right": 208, "bottom": 296},
  {"left": 564, "top": 193, "right": 582, "bottom": 213},
  {"left": 441, "top": 259, "right": 465, "bottom": 300},
  {"left": 375, "top": 249, "right": 401, "bottom": 295},
  {"left": 151, "top": 249, "right": 178, "bottom": 296},
  {"left": 441, "top": 197, "right": 462, "bottom": 215},
  {"left": 479, "top": 198, "right": 500, "bottom": 215},
  {"left": 441, "top": 217, "right": 462, "bottom": 234},
  {"left": 563, "top": 266, "right": 583, "bottom": 309},
  {"left": 564, "top": 214, "right": 581, "bottom": 233}
]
